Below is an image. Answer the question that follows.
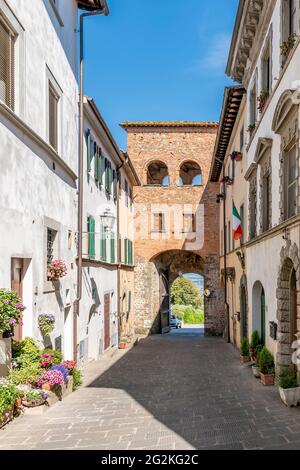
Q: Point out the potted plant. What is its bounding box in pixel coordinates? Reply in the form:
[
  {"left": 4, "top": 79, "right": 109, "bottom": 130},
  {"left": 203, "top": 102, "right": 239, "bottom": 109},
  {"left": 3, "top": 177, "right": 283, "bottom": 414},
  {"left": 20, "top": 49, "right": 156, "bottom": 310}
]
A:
[
  {"left": 247, "top": 124, "right": 256, "bottom": 136},
  {"left": 0, "top": 289, "right": 25, "bottom": 338},
  {"left": 259, "top": 346, "right": 275, "bottom": 386},
  {"left": 230, "top": 151, "right": 243, "bottom": 162},
  {"left": 0, "top": 383, "right": 20, "bottom": 428},
  {"left": 240, "top": 338, "right": 250, "bottom": 364},
  {"left": 257, "top": 89, "right": 270, "bottom": 113},
  {"left": 38, "top": 314, "right": 55, "bottom": 337},
  {"left": 250, "top": 330, "right": 260, "bottom": 362},
  {"left": 280, "top": 34, "right": 298, "bottom": 62},
  {"left": 47, "top": 260, "right": 67, "bottom": 282},
  {"left": 221, "top": 176, "right": 233, "bottom": 186},
  {"left": 36, "top": 369, "right": 65, "bottom": 391},
  {"left": 278, "top": 368, "right": 300, "bottom": 407},
  {"left": 22, "top": 389, "right": 48, "bottom": 408},
  {"left": 119, "top": 338, "right": 128, "bottom": 350}
]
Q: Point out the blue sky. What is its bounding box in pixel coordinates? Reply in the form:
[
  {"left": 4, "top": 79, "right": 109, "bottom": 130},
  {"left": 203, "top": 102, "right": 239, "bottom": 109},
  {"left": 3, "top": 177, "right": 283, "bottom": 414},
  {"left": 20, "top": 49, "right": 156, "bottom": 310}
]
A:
[{"left": 84, "top": 0, "right": 239, "bottom": 149}]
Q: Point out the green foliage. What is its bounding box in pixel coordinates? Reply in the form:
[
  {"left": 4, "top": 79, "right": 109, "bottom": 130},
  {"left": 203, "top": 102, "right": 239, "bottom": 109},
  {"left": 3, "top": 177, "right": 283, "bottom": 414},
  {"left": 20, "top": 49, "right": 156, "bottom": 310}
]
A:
[
  {"left": 71, "top": 368, "right": 82, "bottom": 390},
  {"left": 12, "top": 337, "right": 41, "bottom": 367},
  {"left": 0, "top": 384, "right": 20, "bottom": 417},
  {"left": 38, "top": 314, "right": 55, "bottom": 336},
  {"left": 42, "top": 348, "right": 63, "bottom": 366},
  {"left": 240, "top": 338, "right": 250, "bottom": 357},
  {"left": 0, "top": 289, "right": 25, "bottom": 334},
  {"left": 25, "top": 389, "right": 46, "bottom": 402},
  {"left": 278, "top": 369, "right": 298, "bottom": 389},
  {"left": 250, "top": 331, "right": 261, "bottom": 351},
  {"left": 11, "top": 364, "right": 42, "bottom": 386},
  {"left": 259, "top": 347, "right": 275, "bottom": 375},
  {"left": 171, "top": 277, "right": 203, "bottom": 309},
  {"left": 172, "top": 305, "right": 204, "bottom": 324}
]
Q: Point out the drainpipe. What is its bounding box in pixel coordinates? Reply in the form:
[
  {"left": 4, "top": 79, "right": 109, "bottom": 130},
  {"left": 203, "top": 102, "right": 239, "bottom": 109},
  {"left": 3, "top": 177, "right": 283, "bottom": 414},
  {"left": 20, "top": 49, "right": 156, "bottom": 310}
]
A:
[{"left": 75, "top": 2, "right": 109, "bottom": 361}]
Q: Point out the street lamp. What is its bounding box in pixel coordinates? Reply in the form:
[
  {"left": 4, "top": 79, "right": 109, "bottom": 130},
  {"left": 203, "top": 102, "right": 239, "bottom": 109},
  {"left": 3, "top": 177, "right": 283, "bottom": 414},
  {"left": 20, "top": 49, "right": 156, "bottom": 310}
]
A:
[{"left": 101, "top": 209, "right": 116, "bottom": 233}]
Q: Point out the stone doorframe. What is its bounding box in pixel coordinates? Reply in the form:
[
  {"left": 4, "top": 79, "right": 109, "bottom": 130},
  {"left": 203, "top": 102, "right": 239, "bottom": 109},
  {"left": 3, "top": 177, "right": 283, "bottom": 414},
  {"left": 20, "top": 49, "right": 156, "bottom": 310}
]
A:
[
  {"left": 277, "top": 241, "right": 300, "bottom": 372},
  {"left": 239, "top": 274, "right": 249, "bottom": 340}
]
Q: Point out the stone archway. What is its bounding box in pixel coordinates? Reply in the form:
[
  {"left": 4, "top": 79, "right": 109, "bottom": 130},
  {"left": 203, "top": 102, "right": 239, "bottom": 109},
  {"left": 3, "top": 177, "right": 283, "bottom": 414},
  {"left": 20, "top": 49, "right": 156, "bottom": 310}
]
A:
[{"left": 277, "top": 241, "right": 300, "bottom": 372}]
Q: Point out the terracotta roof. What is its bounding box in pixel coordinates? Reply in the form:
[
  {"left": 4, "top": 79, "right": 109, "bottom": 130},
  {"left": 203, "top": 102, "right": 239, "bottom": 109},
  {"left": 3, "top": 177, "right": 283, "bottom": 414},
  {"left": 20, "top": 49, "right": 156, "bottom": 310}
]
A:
[{"left": 120, "top": 121, "right": 219, "bottom": 129}]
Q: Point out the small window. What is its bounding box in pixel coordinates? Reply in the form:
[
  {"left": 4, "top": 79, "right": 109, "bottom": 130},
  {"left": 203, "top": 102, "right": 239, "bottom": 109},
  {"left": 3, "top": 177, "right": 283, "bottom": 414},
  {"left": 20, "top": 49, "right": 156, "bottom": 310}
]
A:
[
  {"left": 68, "top": 230, "right": 72, "bottom": 250},
  {"left": 249, "top": 81, "right": 257, "bottom": 127},
  {"left": 262, "top": 43, "right": 271, "bottom": 95},
  {"left": 285, "top": 145, "right": 297, "bottom": 219},
  {"left": 47, "top": 228, "right": 57, "bottom": 266},
  {"left": 49, "top": 82, "right": 59, "bottom": 150},
  {"left": 183, "top": 214, "right": 196, "bottom": 233},
  {"left": 262, "top": 174, "right": 271, "bottom": 232},
  {"left": 249, "top": 189, "right": 257, "bottom": 239},
  {"left": 240, "top": 126, "right": 244, "bottom": 152},
  {"left": 0, "top": 15, "right": 15, "bottom": 110},
  {"left": 153, "top": 213, "right": 165, "bottom": 233}
]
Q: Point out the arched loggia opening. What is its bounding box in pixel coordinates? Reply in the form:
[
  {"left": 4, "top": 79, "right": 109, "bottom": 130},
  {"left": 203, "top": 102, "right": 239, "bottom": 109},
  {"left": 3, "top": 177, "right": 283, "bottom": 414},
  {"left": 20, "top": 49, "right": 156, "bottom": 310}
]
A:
[
  {"left": 146, "top": 161, "right": 170, "bottom": 186},
  {"left": 178, "top": 161, "right": 202, "bottom": 186}
]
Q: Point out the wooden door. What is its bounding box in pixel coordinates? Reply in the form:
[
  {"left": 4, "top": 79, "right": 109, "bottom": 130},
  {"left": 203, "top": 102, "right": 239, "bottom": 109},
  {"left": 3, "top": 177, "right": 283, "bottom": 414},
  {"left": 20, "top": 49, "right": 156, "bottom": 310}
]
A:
[
  {"left": 11, "top": 258, "right": 23, "bottom": 341},
  {"left": 104, "top": 293, "right": 110, "bottom": 350},
  {"left": 261, "top": 289, "right": 266, "bottom": 346}
]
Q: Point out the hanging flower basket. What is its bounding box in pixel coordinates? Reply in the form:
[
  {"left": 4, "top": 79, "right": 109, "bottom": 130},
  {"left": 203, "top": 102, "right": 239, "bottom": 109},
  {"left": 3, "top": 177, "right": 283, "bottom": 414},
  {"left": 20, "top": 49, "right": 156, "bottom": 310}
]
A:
[
  {"left": 0, "top": 290, "right": 25, "bottom": 337},
  {"left": 47, "top": 260, "right": 67, "bottom": 282},
  {"left": 280, "top": 34, "right": 298, "bottom": 62},
  {"left": 230, "top": 151, "right": 243, "bottom": 162},
  {"left": 247, "top": 124, "right": 256, "bottom": 135},
  {"left": 38, "top": 314, "right": 55, "bottom": 337},
  {"left": 257, "top": 89, "right": 270, "bottom": 113}
]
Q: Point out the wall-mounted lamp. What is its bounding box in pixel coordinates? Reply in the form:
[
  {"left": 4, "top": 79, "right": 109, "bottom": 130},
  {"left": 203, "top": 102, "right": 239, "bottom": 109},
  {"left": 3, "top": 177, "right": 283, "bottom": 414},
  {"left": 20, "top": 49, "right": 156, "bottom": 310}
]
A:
[{"left": 101, "top": 209, "right": 116, "bottom": 233}]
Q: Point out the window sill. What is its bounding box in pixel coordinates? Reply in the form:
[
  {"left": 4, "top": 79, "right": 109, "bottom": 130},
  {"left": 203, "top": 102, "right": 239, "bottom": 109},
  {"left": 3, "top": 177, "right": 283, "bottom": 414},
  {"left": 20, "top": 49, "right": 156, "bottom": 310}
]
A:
[{"left": 0, "top": 101, "right": 77, "bottom": 181}]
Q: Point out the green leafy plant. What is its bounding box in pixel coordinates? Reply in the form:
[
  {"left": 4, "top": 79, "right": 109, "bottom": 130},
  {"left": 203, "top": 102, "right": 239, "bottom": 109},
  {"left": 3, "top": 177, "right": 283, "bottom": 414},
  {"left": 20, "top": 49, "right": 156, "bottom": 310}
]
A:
[
  {"left": 12, "top": 338, "right": 41, "bottom": 367},
  {"left": 38, "top": 314, "right": 55, "bottom": 336},
  {"left": 0, "top": 290, "right": 25, "bottom": 335},
  {"left": 259, "top": 346, "right": 274, "bottom": 375},
  {"left": 171, "top": 278, "right": 203, "bottom": 310},
  {"left": 280, "top": 34, "right": 298, "bottom": 59},
  {"left": 250, "top": 331, "right": 261, "bottom": 351},
  {"left": 11, "top": 364, "right": 42, "bottom": 386},
  {"left": 25, "top": 389, "right": 48, "bottom": 402},
  {"left": 42, "top": 348, "right": 62, "bottom": 366},
  {"left": 257, "top": 89, "right": 270, "bottom": 113},
  {"left": 240, "top": 338, "right": 250, "bottom": 357},
  {"left": 0, "top": 384, "right": 20, "bottom": 419},
  {"left": 71, "top": 368, "right": 82, "bottom": 390},
  {"left": 277, "top": 368, "right": 298, "bottom": 389}
]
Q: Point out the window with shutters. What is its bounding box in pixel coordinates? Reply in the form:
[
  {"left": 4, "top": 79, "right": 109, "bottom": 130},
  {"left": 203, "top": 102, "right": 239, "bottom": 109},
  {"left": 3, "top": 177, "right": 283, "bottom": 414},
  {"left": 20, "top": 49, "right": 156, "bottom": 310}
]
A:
[
  {"left": 0, "top": 15, "right": 15, "bottom": 110},
  {"left": 249, "top": 79, "right": 257, "bottom": 128},
  {"left": 47, "top": 228, "right": 57, "bottom": 266},
  {"left": 88, "top": 216, "right": 95, "bottom": 260},
  {"left": 110, "top": 234, "right": 115, "bottom": 264},
  {"left": 249, "top": 188, "right": 257, "bottom": 240},
  {"left": 100, "top": 224, "right": 107, "bottom": 262},
  {"left": 48, "top": 81, "right": 59, "bottom": 151},
  {"left": 285, "top": 145, "right": 297, "bottom": 220}
]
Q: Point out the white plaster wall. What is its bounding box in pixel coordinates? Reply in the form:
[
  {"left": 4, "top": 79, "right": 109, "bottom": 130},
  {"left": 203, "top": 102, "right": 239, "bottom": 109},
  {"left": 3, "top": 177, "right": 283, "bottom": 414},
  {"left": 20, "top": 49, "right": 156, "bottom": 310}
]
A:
[
  {"left": 78, "top": 104, "right": 119, "bottom": 361},
  {"left": 0, "top": 0, "right": 78, "bottom": 356},
  {"left": 243, "top": 2, "right": 300, "bottom": 357}
]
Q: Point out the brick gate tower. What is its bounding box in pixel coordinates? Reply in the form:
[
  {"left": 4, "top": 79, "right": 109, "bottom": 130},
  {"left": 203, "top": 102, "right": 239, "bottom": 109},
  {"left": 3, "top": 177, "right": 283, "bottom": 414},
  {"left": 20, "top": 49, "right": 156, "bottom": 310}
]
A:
[{"left": 121, "top": 122, "right": 224, "bottom": 337}]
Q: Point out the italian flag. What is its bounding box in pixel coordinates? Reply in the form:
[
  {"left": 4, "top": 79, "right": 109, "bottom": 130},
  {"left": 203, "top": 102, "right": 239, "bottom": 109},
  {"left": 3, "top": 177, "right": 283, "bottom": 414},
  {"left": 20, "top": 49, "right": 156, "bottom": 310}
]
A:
[{"left": 232, "top": 202, "right": 243, "bottom": 241}]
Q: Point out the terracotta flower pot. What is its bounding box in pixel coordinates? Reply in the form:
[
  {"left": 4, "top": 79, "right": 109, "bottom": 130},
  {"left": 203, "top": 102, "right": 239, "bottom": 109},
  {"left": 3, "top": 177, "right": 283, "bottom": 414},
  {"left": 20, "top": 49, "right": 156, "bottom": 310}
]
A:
[
  {"left": 14, "top": 398, "right": 22, "bottom": 408},
  {"left": 119, "top": 342, "right": 127, "bottom": 350},
  {"left": 240, "top": 356, "right": 250, "bottom": 364},
  {"left": 41, "top": 383, "right": 51, "bottom": 391},
  {"left": 260, "top": 372, "right": 274, "bottom": 386}
]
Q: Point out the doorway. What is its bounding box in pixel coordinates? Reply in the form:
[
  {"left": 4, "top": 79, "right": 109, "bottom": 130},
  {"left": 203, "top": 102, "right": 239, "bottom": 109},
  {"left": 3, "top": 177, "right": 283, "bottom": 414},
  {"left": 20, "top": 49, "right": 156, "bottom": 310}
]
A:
[
  {"left": 240, "top": 284, "right": 248, "bottom": 340},
  {"left": 11, "top": 258, "right": 23, "bottom": 341},
  {"left": 252, "top": 281, "right": 266, "bottom": 345},
  {"left": 63, "top": 306, "right": 74, "bottom": 360}
]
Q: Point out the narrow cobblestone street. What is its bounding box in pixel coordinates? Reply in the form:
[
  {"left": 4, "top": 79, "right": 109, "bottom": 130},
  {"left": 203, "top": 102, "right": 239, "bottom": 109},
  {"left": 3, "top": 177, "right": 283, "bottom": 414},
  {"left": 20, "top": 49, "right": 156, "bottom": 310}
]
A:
[{"left": 2, "top": 328, "right": 300, "bottom": 450}]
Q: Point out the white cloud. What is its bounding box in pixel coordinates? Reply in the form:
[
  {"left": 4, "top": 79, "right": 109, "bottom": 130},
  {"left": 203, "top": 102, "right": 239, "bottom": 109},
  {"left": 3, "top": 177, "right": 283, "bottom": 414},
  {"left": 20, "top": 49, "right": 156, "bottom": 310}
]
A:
[{"left": 188, "top": 32, "right": 231, "bottom": 73}]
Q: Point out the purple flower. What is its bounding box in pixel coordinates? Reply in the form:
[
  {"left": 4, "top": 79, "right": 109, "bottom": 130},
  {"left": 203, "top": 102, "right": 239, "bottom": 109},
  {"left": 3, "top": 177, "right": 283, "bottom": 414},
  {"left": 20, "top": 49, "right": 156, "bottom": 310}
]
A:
[
  {"left": 3, "top": 300, "right": 9, "bottom": 305},
  {"left": 9, "top": 319, "right": 16, "bottom": 325}
]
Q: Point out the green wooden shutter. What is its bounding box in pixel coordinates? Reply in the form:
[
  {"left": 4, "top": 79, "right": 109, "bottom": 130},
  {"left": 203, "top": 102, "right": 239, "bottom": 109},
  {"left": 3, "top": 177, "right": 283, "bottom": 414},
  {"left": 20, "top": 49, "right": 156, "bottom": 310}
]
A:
[
  {"left": 88, "top": 216, "right": 95, "bottom": 260},
  {"left": 124, "top": 238, "right": 128, "bottom": 265},
  {"left": 86, "top": 129, "right": 91, "bottom": 172},
  {"left": 100, "top": 224, "right": 107, "bottom": 262},
  {"left": 113, "top": 170, "right": 117, "bottom": 199},
  {"left": 110, "top": 234, "right": 115, "bottom": 264},
  {"left": 128, "top": 240, "right": 133, "bottom": 265},
  {"left": 108, "top": 163, "right": 112, "bottom": 195},
  {"left": 97, "top": 149, "right": 102, "bottom": 183},
  {"left": 94, "top": 144, "right": 99, "bottom": 182},
  {"left": 105, "top": 159, "right": 109, "bottom": 192}
]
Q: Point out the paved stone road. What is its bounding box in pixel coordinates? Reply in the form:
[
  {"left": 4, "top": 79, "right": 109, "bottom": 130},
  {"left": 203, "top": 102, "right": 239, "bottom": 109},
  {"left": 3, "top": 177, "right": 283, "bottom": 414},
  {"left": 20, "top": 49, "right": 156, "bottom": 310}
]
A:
[{"left": 2, "top": 328, "right": 300, "bottom": 450}]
